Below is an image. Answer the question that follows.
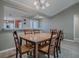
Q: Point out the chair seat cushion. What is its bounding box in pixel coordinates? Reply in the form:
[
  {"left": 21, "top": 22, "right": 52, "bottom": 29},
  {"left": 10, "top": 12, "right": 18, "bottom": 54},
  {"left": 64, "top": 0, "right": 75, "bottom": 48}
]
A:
[
  {"left": 21, "top": 44, "right": 33, "bottom": 54},
  {"left": 39, "top": 42, "right": 49, "bottom": 48},
  {"left": 39, "top": 45, "right": 55, "bottom": 55}
]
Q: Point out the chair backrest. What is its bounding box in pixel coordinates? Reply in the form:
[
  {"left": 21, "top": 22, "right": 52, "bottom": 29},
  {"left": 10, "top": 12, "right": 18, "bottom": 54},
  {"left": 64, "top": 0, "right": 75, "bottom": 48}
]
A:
[
  {"left": 57, "top": 30, "right": 64, "bottom": 48},
  {"left": 50, "top": 29, "right": 59, "bottom": 46},
  {"left": 59, "top": 30, "right": 64, "bottom": 41},
  {"left": 24, "top": 30, "right": 32, "bottom": 35},
  {"left": 13, "top": 31, "right": 19, "bottom": 49},
  {"left": 48, "top": 29, "right": 60, "bottom": 54},
  {"left": 33, "top": 30, "right": 40, "bottom": 34}
]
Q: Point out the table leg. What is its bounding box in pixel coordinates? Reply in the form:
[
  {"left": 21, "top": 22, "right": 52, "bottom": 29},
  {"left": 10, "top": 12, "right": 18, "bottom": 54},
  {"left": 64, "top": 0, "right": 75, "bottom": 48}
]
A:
[
  {"left": 20, "top": 37, "right": 22, "bottom": 46},
  {"left": 34, "top": 43, "right": 38, "bottom": 58},
  {"left": 36, "top": 43, "right": 38, "bottom": 58}
]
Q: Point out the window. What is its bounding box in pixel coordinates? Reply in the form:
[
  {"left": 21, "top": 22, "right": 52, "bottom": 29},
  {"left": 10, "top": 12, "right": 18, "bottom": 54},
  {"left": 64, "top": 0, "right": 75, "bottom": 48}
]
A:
[{"left": 30, "top": 19, "right": 39, "bottom": 29}]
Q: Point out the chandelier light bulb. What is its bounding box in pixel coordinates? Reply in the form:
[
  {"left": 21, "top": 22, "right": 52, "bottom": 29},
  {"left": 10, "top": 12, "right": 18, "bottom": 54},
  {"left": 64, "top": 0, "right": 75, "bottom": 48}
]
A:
[
  {"left": 34, "top": 0, "right": 50, "bottom": 9},
  {"left": 34, "top": 1, "right": 37, "bottom": 5},
  {"left": 46, "top": 2, "right": 50, "bottom": 7},
  {"left": 40, "top": 0, "right": 46, "bottom": 4}
]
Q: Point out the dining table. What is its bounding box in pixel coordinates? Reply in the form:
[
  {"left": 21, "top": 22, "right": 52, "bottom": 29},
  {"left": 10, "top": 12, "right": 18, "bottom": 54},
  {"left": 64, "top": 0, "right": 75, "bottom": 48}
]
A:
[{"left": 19, "top": 33, "right": 51, "bottom": 58}]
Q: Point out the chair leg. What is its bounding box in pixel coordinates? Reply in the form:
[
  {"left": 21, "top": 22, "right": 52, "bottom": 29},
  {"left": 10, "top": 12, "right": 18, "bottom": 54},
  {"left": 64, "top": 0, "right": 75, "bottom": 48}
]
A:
[
  {"left": 29, "top": 51, "right": 33, "bottom": 56},
  {"left": 58, "top": 46, "right": 61, "bottom": 53},
  {"left": 19, "top": 53, "right": 22, "bottom": 58},
  {"left": 16, "top": 49, "right": 18, "bottom": 58},
  {"left": 56, "top": 49, "right": 59, "bottom": 58},
  {"left": 19, "top": 50, "right": 22, "bottom": 58},
  {"left": 33, "top": 44, "right": 36, "bottom": 58},
  {"left": 57, "top": 52, "right": 58, "bottom": 58},
  {"left": 54, "top": 51, "right": 56, "bottom": 58},
  {"left": 53, "top": 47, "right": 56, "bottom": 58},
  {"left": 48, "top": 54, "right": 50, "bottom": 58},
  {"left": 27, "top": 52, "right": 31, "bottom": 56}
]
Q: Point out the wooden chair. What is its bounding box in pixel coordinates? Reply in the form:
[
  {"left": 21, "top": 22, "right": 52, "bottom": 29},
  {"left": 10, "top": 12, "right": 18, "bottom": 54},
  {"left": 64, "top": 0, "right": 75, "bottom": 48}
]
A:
[
  {"left": 60, "top": 30, "right": 64, "bottom": 41},
  {"left": 13, "top": 31, "right": 33, "bottom": 58},
  {"left": 39, "top": 29, "right": 58, "bottom": 47},
  {"left": 33, "top": 30, "right": 40, "bottom": 34},
  {"left": 58, "top": 30, "right": 64, "bottom": 53},
  {"left": 24, "top": 30, "right": 32, "bottom": 35},
  {"left": 24, "top": 30, "right": 33, "bottom": 45},
  {"left": 38, "top": 29, "right": 60, "bottom": 58}
]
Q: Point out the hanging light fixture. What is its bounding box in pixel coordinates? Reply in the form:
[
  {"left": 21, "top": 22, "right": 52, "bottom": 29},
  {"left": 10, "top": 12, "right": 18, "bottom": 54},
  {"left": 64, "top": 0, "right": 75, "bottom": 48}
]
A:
[{"left": 34, "top": 0, "right": 50, "bottom": 9}]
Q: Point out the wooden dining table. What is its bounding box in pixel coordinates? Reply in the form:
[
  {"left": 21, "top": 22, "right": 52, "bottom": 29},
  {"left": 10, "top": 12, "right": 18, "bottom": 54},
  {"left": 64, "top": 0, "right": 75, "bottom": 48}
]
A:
[{"left": 19, "top": 33, "right": 51, "bottom": 58}]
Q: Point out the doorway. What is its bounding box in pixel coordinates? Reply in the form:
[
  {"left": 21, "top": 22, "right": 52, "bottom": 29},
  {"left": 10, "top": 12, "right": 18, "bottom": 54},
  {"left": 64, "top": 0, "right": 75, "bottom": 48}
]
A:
[{"left": 74, "top": 14, "right": 79, "bottom": 42}]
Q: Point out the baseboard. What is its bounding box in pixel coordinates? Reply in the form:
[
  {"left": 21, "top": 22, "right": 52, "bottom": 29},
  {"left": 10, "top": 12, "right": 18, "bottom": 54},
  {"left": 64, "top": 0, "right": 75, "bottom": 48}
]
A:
[
  {"left": 0, "top": 47, "right": 15, "bottom": 54},
  {"left": 64, "top": 39, "right": 75, "bottom": 42},
  {"left": 74, "top": 38, "right": 79, "bottom": 43}
]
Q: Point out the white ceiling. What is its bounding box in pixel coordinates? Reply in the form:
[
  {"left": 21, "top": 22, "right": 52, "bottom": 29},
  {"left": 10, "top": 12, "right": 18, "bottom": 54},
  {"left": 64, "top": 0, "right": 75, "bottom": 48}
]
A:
[{"left": 2, "top": 0, "right": 79, "bottom": 18}]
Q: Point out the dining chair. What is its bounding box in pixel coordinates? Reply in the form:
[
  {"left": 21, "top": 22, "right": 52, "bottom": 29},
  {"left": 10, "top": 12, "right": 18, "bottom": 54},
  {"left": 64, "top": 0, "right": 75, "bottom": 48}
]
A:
[
  {"left": 33, "top": 30, "right": 40, "bottom": 34},
  {"left": 39, "top": 29, "right": 58, "bottom": 48},
  {"left": 24, "top": 30, "right": 33, "bottom": 45},
  {"left": 38, "top": 29, "right": 60, "bottom": 58},
  {"left": 58, "top": 30, "right": 64, "bottom": 53},
  {"left": 24, "top": 30, "right": 32, "bottom": 35},
  {"left": 13, "top": 31, "right": 33, "bottom": 58}
]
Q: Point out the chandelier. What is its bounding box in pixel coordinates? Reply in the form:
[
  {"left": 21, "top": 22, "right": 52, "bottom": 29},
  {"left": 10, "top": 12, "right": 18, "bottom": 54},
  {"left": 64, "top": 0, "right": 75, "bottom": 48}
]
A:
[{"left": 34, "top": 0, "right": 50, "bottom": 9}]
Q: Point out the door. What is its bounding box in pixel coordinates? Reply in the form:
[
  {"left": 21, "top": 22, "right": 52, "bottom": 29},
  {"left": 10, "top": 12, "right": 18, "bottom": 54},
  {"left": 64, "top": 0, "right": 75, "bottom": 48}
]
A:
[{"left": 74, "top": 14, "right": 79, "bottom": 42}]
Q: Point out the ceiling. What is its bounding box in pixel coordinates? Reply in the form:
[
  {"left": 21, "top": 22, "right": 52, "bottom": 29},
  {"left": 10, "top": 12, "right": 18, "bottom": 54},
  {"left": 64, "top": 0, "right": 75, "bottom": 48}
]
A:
[{"left": 2, "top": 0, "right": 79, "bottom": 18}]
